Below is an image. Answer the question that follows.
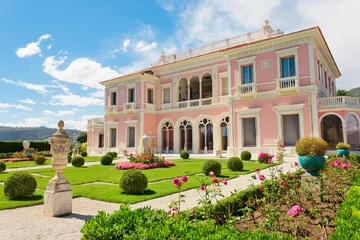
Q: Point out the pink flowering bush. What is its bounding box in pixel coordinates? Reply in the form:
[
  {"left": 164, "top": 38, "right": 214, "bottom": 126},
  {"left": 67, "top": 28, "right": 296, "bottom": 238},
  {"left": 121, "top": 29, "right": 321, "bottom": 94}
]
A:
[
  {"left": 168, "top": 175, "right": 188, "bottom": 214},
  {"left": 287, "top": 205, "right": 302, "bottom": 217},
  {"left": 257, "top": 152, "right": 273, "bottom": 164},
  {"left": 115, "top": 161, "right": 175, "bottom": 170},
  {"left": 1, "top": 158, "right": 34, "bottom": 162},
  {"left": 128, "top": 151, "right": 166, "bottom": 164}
]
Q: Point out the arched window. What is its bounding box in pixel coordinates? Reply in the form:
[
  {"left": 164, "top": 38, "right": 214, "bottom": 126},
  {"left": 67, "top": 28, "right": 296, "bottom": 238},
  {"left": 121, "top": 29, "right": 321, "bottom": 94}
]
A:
[
  {"left": 162, "top": 122, "right": 174, "bottom": 153},
  {"left": 346, "top": 114, "right": 360, "bottom": 151},
  {"left": 321, "top": 114, "right": 344, "bottom": 149},
  {"left": 179, "top": 120, "right": 192, "bottom": 151},
  {"left": 201, "top": 73, "right": 213, "bottom": 99},
  {"left": 178, "top": 78, "right": 188, "bottom": 102},
  {"left": 220, "top": 116, "right": 229, "bottom": 151},
  {"left": 199, "top": 118, "right": 213, "bottom": 152}
]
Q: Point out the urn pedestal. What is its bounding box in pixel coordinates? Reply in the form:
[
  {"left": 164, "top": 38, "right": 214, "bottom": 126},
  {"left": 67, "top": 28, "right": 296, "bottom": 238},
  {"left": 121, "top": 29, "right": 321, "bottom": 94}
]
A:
[{"left": 44, "top": 121, "right": 73, "bottom": 217}]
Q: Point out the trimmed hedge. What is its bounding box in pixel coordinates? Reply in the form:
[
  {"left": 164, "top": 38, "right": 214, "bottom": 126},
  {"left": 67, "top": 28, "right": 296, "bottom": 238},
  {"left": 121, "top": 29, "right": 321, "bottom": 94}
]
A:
[
  {"left": 4, "top": 172, "right": 37, "bottom": 199},
  {"left": 0, "top": 141, "right": 50, "bottom": 153},
  {"left": 34, "top": 156, "right": 46, "bottom": 165},
  {"left": 180, "top": 151, "right": 190, "bottom": 159},
  {"left": 202, "top": 160, "right": 222, "bottom": 176},
  {"left": 241, "top": 151, "right": 252, "bottom": 160},
  {"left": 101, "top": 155, "right": 113, "bottom": 165},
  {"left": 72, "top": 156, "right": 85, "bottom": 167},
  {"left": 0, "top": 161, "right": 6, "bottom": 172},
  {"left": 120, "top": 169, "right": 148, "bottom": 194}
]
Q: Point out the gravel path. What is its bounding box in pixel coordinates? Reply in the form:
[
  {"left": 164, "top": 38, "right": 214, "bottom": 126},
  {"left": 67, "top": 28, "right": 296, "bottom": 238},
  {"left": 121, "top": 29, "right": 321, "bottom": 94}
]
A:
[{"left": 0, "top": 157, "right": 297, "bottom": 240}]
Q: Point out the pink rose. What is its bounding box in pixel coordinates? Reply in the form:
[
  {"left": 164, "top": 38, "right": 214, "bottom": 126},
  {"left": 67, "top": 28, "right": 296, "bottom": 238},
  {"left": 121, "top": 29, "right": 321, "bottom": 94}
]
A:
[
  {"left": 332, "top": 160, "right": 341, "bottom": 167},
  {"left": 221, "top": 179, "right": 227, "bottom": 185},
  {"left": 259, "top": 186, "right": 263, "bottom": 191},
  {"left": 288, "top": 205, "right": 302, "bottom": 216},
  {"left": 190, "top": 209, "right": 195, "bottom": 215},
  {"left": 172, "top": 207, "right": 179, "bottom": 211},
  {"left": 342, "top": 164, "right": 349, "bottom": 170},
  {"left": 280, "top": 180, "right": 285, "bottom": 186},
  {"left": 181, "top": 176, "right": 188, "bottom": 182},
  {"left": 280, "top": 144, "right": 286, "bottom": 148},
  {"left": 211, "top": 178, "right": 218, "bottom": 184},
  {"left": 259, "top": 174, "right": 265, "bottom": 181},
  {"left": 259, "top": 152, "right": 266, "bottom": 159},
  {"left": 168, "top": 210, "right": 172, "bottom": 214},
  {"left": 209, "top": 171, "right": 215, "bottom": 177},
  {"left": 294, "top": 162, "right": 299, "bottom": 166},
  {"left": 200, "top": 184, "right": 205, "bottom": 191},
  {"left": 264, "top": 201, "right": 268, "bottom": 205},
  {"left": 255, "top": 168, "right": 260, "bottom": 172},
  {"left": 268, "top": 159, "right": 273, "bottom": 164}
]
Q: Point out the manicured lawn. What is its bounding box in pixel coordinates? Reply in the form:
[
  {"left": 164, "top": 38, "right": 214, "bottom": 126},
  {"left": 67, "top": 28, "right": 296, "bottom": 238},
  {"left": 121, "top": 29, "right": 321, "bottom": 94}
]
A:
[
  {"left": 0, "top": 159, "right": 270, "bottom": 209},
  {"left": 0, "top": 185, "right": 44, "bottom": 210}
]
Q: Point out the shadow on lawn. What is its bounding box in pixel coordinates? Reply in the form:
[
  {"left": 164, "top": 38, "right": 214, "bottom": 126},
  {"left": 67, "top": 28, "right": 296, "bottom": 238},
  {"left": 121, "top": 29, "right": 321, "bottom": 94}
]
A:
[
  {"left": 120, "top": 189, "right": 156, "bottom": 196},
  {"left": 13, "top": 194, "right": 43, "bottom": 201}
]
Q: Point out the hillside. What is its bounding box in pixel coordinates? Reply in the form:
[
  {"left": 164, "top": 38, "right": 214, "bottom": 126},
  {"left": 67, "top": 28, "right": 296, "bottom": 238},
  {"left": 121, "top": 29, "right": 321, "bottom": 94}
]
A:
[
  {"left": 0, "top": 126, "right": 81, "bottom": 141},
  {"left": 349, "top": 87, "right": 360, "bottom": 97}
]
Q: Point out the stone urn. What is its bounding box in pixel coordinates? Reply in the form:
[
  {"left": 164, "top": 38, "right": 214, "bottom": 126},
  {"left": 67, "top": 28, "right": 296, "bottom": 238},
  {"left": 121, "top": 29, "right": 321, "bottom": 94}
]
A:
[
  {"left": 23, "top": 140, "right": 30, "bottom": 150},
  {"left": 142, "top": 135, "right": 152, "bottom": 149}
]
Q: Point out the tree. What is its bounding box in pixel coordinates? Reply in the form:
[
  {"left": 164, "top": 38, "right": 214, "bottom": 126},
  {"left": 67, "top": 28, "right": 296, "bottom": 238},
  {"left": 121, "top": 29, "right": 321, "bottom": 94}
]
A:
[
  {"left": 336, "top": 89, "right": 353, "bottom": 97},
  {"left": 77, "top": 132, "right": 87, "bottom": 143}
]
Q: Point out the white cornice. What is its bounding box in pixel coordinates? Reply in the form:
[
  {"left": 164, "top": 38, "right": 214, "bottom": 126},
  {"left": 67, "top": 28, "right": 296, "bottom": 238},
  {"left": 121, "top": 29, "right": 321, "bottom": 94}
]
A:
[{"left": 103, "top": 73, "right": 159, "bottom": 87}]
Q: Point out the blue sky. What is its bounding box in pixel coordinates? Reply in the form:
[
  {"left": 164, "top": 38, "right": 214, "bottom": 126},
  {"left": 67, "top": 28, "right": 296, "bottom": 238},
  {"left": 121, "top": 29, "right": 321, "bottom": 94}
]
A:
[{"left": 0, "top": 0, "right": 359, "bottom": 131}]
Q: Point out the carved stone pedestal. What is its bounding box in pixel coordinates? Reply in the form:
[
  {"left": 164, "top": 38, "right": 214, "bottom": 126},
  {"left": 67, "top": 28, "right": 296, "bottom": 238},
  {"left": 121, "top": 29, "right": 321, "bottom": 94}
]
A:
[
  {"left": 44, "top": 179, "right": 72, "bottom": 217},
  {"left": 301, "top": 175, "right": 322, "bottom": 200}
]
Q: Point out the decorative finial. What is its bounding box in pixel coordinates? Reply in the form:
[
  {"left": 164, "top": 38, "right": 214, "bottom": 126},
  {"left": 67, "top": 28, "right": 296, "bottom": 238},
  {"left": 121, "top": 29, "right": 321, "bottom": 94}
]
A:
[
  {"left": 58, "top": 120, "right": 64, "bottom": 130},
  {"left": 264, "top": 20, "right": 269, "bottom": 26}
]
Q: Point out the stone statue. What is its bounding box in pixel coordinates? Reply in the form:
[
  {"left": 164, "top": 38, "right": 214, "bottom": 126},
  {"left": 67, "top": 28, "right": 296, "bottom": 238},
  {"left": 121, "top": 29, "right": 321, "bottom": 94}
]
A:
[
  {"left": 23, "top": 140, "right": 30, "bottom": 157},
  {"left": 142, "top": 135, "right": 152, "bottom": 155}
]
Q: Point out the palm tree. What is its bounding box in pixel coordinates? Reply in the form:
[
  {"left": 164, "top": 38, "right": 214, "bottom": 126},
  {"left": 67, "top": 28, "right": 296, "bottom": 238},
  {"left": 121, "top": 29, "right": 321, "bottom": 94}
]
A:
[{"left": 336, "top": 89, "right": 353, "bottom": 96}]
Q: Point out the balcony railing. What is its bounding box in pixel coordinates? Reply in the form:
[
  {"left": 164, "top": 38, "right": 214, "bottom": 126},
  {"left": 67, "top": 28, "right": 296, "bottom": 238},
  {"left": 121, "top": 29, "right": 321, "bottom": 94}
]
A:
[
  {"left": 237, "top": 83, "right": 256, "bottom": 97},
  {"left": 318, "top": 96, "right": 360, "bottom": 108},
  {"left": 106, "top": 105, "right": 118, "bottom": 114},
  {"left": 88, "top": 118, "right": 104, "bottom": 125},
  {"left": 161, "top": 103, "right": 172, "bottom": 110},
  {"left": 124, "top": 102, "right": 136, "bottom": 112},
  {"left": 276, "top": 77, "right": 299, "bottom": 92},
  {"left": 177, "top": 98, "right": 213, "bottom": 109}
]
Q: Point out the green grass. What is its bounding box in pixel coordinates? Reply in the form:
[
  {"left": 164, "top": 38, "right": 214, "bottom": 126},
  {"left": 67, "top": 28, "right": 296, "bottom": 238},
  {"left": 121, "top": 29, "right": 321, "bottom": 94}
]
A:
[
  {"left": 0, "top": 185, "right": 44, "bottom": 210},
  {"left": 0, "top": 159, "right": 270, "bottom": 209}
]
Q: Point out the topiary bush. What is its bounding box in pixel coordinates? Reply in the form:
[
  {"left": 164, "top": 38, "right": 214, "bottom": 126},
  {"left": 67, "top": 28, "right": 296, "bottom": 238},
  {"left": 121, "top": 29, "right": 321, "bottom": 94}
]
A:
[
  {"left": 106, "top": 152, "right": 115, "bottom": 160},
  {"left": 72, "top": 156, "right": 85, "bottom": 167},
  {"left": 111, "top": 151, "right": 118, "bottom": 158},
  {"left": 295, "top": 137, "right": 328, "bottom": 156},
  {"left": 4, "top": 172, "right": 37, "bottom": 199},
  {"left": 0, "top": 161, "right": 6, "bottom": 172},
  {"left": 336, "top": 142, "right": 351, "bottom": 150},
  {"left": 101, "top": 154, "right": 113, "bottom": 165},
  {"left": 227, "top": 156, "right": 244, "bottom": 171},
  {"left": 68, "top": 154, "right": 72, "bottom": 163},
  {"left": 240, "top": 151, "right": 252, "bottom": 160},
  {"left": 81, "top": 152, "right": 88, "bottom": 157},
  {"left": 34, "top": 156, "right": 46, "bottom": 165},
  {"left": 180, "top": 151, "right": 190, "bottom": 159},
  {"left": 120, "top": 169, "right": 148, "bottom": 194},
  {"left": 202, "top": 160, "right": 222, "bottom": 176}
]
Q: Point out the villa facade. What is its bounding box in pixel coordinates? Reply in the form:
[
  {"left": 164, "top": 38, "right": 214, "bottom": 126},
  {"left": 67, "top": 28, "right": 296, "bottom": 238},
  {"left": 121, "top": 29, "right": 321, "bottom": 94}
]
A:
[{"left": 87, "top": 21, "right": 360, "bottom": 156}]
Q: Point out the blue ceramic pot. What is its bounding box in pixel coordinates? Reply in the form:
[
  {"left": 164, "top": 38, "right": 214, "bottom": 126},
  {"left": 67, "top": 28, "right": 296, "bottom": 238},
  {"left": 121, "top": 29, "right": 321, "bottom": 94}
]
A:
[
  {"left": 337, "top": 149, "right": 350, "bottom": 158},
  {"left": 298, "top": 156, "right": 326, "bottom": 176}
]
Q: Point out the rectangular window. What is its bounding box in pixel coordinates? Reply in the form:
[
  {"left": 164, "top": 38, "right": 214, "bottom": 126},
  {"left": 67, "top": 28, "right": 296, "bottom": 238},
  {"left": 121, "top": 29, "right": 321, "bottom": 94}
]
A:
[
  {"left": 243, "top": 118, "right": 256, "bottom": 147},
  {"left": 98, "top": 133, "right": 104, "bottom": 148},
  {"left": 128, "top": 127, "right": 135, "bottom": 148},
  {"left": 317, "top": 61, "right": 321, "bottom": 80},
  {"left": 283, "top": 114, "right": 300, "bottom": 146},
  {"left": 147, "top": 88, "right": 154, "bottom": 104},
  {"left": 111, "top": 92, "right": 117, "bottom": 105},
  {"left": 329, "top": 77, "right": 332, "bottom": 94},
  {"left": 324, "top": 72, "right": 328, "bottom": 89},
  {"left": 110, "top": 128, "right": 117, "bottom": 148},
  {"left": 163, "top": 88, "right": 170, "bottom": 104},
  {"left": 281, "top": 56, "right": 295, "bottom": 78},
  {"left": 320, "top": 64, "right": 323, "bottom": 82},
  {"left": 128, "top": 88, "right": 135, "bottom": 102},
  {"left": 221, "top": 77, "right": 229, "bottom": 95},
  {"left": 242, "top": 65, "right": 253, "bottom": 84}
]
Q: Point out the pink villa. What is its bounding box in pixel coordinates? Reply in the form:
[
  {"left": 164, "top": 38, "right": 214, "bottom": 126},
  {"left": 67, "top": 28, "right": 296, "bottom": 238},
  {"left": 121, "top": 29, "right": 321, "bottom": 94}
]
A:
[{"left": 87, "top": 21, "right": 360, "bottom": 156}]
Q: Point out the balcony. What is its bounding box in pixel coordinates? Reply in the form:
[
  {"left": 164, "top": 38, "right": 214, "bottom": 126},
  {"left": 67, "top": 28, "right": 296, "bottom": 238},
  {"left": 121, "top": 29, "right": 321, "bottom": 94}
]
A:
[
  {"left": 318, "top": 96, "right": 360, "bottom": 109},
  {"left": 177, "top": 98, "right": 213, "bottom": 109},
  {"left": 276, "top": 76, "right": 299, "bottom": 93},
  {"left": 88, "top": 118, "right": 104, "bottom": 126},
  {"left": 106, "top": 105, "right": 118, "bottom": 115},
  {"left": 237, "top": 83, "right": 256, "bottom": 98},
  {"left": 124, "top": 102, "right": 136, "bottom": 113}
]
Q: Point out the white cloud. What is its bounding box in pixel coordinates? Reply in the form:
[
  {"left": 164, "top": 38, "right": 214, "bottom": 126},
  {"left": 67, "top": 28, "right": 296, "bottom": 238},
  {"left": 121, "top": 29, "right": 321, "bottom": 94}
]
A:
[
  {"left": 155, "top": 0, "right": 175, "bottom": 12},
  {"left": 18, "top": 98, "right": 36, "bottom": 105},
  {"left": 82, "top": 86, "right": 89, "bottom": 91},
  {"left": 89, "top": 90, "right": 104, "bottom": 98},
  {"left": 0, "top": 103, "right": 33, "bottom": 111},
  {"left": 0, "top": 110, "right": 8, "bottom": 113},
  {"left": 43, "top": 56, "right": 119, "bottom": 88},
  {"left": 134, "top": 41, "right": 158, "bottom": 52},
  {"left": 15, "top": 33, "right": 52, "bottom": 58},
  {"left": 0, "top": 118, "right": 49, "bottom": 128},
  {"left": 64, "top": 115, "right": 103, "bottom": 131},
  {"left": 113, "top": 39, "right": 131, "bottom": 53},
  {"left": 1, "top": 77, "right": 48, "bottom": 95},
  {"left": 49, "top": 93, "right": 104, "bottom": 107},
  {"left": 43, "top": 109, "right": 75, "bottom": 116}
]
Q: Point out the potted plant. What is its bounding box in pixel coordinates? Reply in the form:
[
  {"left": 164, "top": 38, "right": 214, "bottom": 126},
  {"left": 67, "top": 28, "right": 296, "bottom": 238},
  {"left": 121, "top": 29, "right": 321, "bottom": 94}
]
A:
[
  {"left": 295, "top": 137, "right": 328, "bottom": 176},
  {"left": 336, "top": 142, "right": 351, "bottom": 158}
]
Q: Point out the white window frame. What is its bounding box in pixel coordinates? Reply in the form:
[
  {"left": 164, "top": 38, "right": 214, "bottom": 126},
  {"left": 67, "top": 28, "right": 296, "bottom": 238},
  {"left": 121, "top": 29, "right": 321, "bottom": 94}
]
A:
[
  {"left": 108, "top": 87, "right": 118, "bottom": 106},
  {"left": 219, "top": 72, "right": 229, "bottom": 96},
  {"left": 98, "top": 131, "right": 104, "bottom": 148},
  {"left": 125, "top": 120, "right": 138, "bottom": 148},
  {"left": 161, "top": 83, "right": 172, "bottom": 104},
  {"left": 237, "top": 56, "right": 256, "bottom": 85},
  {"left": 146, "top": 83, "right": 155, "bottom": 104},
  {"left": 108, "top": 123, "right": 118, "bottom": 148},
  {"left": 126, "top": 83, "right": 136, "bottom": 103},
  {"left": 236, "top": 108, "right": 261, "bottom": 147},
  {"left": 275, "top": 47, "right": 299, "bottom": 79},
  {"left": 274, "top": 104, "right": 305, "bottom": 142}
]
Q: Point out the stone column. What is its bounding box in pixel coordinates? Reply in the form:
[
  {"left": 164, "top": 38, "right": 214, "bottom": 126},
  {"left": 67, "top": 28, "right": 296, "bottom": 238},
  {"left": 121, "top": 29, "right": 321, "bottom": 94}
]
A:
[{"left": 44, "top": 120, "right": 72, "bottom": 217}]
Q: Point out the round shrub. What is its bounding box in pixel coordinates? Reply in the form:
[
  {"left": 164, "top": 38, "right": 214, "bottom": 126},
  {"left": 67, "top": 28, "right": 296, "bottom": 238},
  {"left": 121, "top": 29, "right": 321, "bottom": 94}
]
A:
[
  {"left": 101, "top": 154, "right": 113, "bottom": 165},
  {"left": 227, "top": 157, "right": 244, "bottom": 171},
  {"left": 34, "top": 156, "right": 46, "bottom": 165},
  {"left": 72, "top": 156, "right": 85, "bottom": 167},
  {"left": 202, "top": 160, "right": 222, "bottom": 176},
  {"left": 120, "top": 169, "right": 148, "bottom": 194},
  {"left": 4, "top": 172, "right": 37, "bottom": 199},
  {"left": 0, "top": 161, "right": 6, "bottom": 172},
  {"left": 81, "top": 152, "right": 88, "bottom": 157},
  {"left": 240, "top": 151, "right": 252, "bottom": 160},
  {"left": 180, "top": 151, "right": 190, "bottom": 159},
  {"left": 68, "top": 155, "right": 72, "bottom": 163},
  {"left": 111, "top": 152, "right": 118, "bottom": 158},
  {"left": 295, "top": 137, "right": 328, "bottom": 156}
]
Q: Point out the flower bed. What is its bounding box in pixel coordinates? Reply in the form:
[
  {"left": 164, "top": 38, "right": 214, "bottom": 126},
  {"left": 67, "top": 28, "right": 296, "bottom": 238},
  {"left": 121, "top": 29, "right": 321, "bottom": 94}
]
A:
[
  {"left": 115, "top": 161, "right": 175, "bottom": 170},
  {"left": 1, "top": 158, "right": 34, "bottom": 162}
]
